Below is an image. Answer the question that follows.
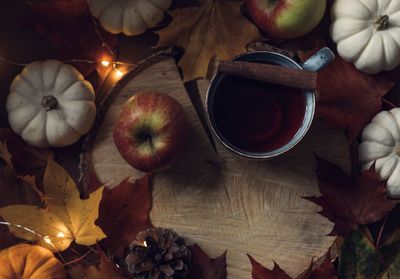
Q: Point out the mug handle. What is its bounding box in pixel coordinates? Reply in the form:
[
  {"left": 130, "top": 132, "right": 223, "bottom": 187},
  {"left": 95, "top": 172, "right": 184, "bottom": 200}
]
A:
[{"left": 301, "top": 47, "right": 335, "bottom": 72}]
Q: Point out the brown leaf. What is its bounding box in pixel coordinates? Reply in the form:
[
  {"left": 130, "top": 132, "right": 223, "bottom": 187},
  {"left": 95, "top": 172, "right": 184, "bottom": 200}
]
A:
[
  {"left": 0, "top": 165, "right": 40, "bottom": 250},
  {"left": 19, "top": 175, "right": 49, "bottom": 205},
  {"left": 0, "top": 133, "right": 49, "bottom": 205},
  {"left": 68, "top": 249, "right": 124, "bottom": 279},
  {"left": 0, "top": 166, "right": 41, "bottom": 207},
  {"left": 248, "top": 253, "right": 338, "bottom": 279},
  {"left": 304, "top": 156, "right": 398, "bottom": 236},
  {"left": 248, "top": 255, "right": 291, "bottom": 279},
  {"left": 156, "top": 0, "right": 260, "bottom": 81},
  {"left": 298, "top": 40, "right": 398, "bottom": 142},
  {"left": 25, "top": 0, "right": 117, "bottom": 77},
  {"left": 96, "top": 175, "right": 153, "bottom": 260},
  {"left": 298, "top": 254, "right": 338, "bottom": 279},
  {"left": 307, "top": 258, "right": 337, "bottom": 279},
  {"left": 188, "top": 244, "right": 227, "bottom": 279},
  {"left": 294, "top": 0, "right": 398, "bottom": 142},
  {"left": 0, "top": 128, "right": 53, "bottom": 180}
]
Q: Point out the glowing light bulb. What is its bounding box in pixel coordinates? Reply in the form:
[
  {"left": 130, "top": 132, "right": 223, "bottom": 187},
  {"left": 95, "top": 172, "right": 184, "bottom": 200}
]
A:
[
  {"left": 57, "top": 232, "right": 65, "bottom": 238},
  {"left": 115, "top": 68, "right": 124, "bottom": 78},
  {"left": 101, "top": 60, "right": 111, "bottom": 67},
  {"left": 143, "top": 241, "right": 147, "bottom": 247},
  {"left": 44, "top": 236, "right": 52, "bottom": 244}
]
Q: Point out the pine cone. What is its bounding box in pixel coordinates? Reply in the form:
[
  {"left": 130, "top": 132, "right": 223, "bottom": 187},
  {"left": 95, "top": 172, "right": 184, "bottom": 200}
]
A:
[{"left": 126, "top": 228, "right": 191, "bottom": 279}]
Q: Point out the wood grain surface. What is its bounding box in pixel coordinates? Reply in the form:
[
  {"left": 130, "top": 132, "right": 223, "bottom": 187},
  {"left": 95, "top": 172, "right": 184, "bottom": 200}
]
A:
[{"left": 91, "top": 56, "right": 350, "bottom": 278}]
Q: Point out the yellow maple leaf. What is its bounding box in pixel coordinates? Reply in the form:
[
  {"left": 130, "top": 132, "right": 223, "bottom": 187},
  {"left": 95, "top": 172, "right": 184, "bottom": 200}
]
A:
[
  {"left": 156, "top": 0, "right": 261, "bottom": 81},
  {"left": 0, "top": 158, "right": 106, "bottom": 252}
]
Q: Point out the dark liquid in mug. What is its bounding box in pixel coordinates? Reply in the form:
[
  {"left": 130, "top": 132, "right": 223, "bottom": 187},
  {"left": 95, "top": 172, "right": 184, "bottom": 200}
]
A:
[{"left": 212, "top": 76, "right": 306, "bottom": 153}]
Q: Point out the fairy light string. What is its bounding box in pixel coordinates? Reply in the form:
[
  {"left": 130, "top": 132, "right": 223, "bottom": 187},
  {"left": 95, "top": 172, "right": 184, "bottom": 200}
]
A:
[
  {"left": 0, "top": 221, "right": 99, "bottom": 268},
  {"left": 0, "top": 221, "right": 58, "bottom": 249},
  {"left": 0, "top": 56, "right": 135, "bottom": 79},
  {"left": 0, "top": 15, "right": 135, "bottom": 79}
]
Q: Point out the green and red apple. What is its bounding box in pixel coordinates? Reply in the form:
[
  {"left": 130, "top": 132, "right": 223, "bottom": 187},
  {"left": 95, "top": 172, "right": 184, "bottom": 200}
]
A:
[
  {"left": 113, "top": 91, "right": 188, "bottom": 173},
  {"left": 246, "top": 0, "right": 327, "bottom": 39}
]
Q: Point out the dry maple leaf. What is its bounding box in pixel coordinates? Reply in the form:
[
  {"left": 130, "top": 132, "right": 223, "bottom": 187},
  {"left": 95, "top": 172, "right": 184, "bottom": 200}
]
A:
[
  {"left": 294, "top": 0, "right": 398, "bottom": 142},
  {"left": 248, "top": 254, "right": 337, "bottom": 279},
  {"left": 25, "top": 0, "right": 117, "bottom": 77},
  {"left": 304, "top": 156, "right": 398, "bottom": 236},
  {"left": 298, "top": 40, "right": 398, "bottom": 142},
  {"left": 97, "top": 176, "right": 228, "bottom": 278},
  {"left": 188, "top": 244, "right": 227, "bottom": 279},
  {"left": 248, "top": 255, "right": 291, "bottom": 279},
  {"left": 156, "top": 0, "right": 260, "bottom": 81},
  {"left": 0, "top": 158, "right": 106, "bottom": 252},
  {"left": 96, "top": 176, "right": 153, "bottom": 260}
]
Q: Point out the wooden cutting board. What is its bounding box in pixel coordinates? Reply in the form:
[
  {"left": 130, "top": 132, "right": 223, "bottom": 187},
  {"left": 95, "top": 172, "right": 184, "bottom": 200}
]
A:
[{"left": 89, "top": 54, "right": 350, "bottom": 278}]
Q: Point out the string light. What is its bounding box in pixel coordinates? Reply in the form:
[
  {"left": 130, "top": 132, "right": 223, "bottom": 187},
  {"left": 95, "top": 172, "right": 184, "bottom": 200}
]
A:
[
  {"left": 0, "top": 221, "right": 68, "bottom": 249},
  {"left": 101, "top": 60, "right": 111, "bottom": 67},
  {"left": 0, "top": 15, "right": 135, "bottom": 78},
  {"left": 0, "top": 56, "right": 134, "bottom": 80},
  {"left": 115, "top": 68, "right": 124, "bottom": 78},
  {"left": 112, "top": 63, "right": 127, "bottom": 80},
  {"left": 43, "top": 236, "right": 53, "bottom": 245},
  {"left": 0, "top": 221, "right": 55, "bottom": 248}
]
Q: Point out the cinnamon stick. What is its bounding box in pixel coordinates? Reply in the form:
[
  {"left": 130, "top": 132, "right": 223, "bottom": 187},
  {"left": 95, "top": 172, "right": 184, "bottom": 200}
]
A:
[{"left": 218, "top": 61, "right": 317, "bottom": 90}]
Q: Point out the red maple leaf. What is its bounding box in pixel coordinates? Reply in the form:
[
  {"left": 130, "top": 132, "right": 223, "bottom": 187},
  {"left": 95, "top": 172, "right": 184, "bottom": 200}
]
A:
[
  {"left": 300, "top": 43, "right": 398, "bottom": 141},
  {"left": 307, "top": 256, "right": 337, "bottom": 279},
  {"left": 248, "top": 255, "right": 291, "bottom": 279},
  {"left": 96, "top": 175, "right": 153, "bottom": 260},
  {"left": 248, "top": 254, "right": 337, "bottom": 279},
  {"left": 96, "top": 175, "right": 227, "bottom": 278},
  {"left": 304, "top": 156, "right": 398, "bottom": 236},
  {"left": 189, "top": 245, "right": 227, "bottom": 279},
  {"left": 24, "top": 0, "right": 117, "bottom": 77},
  {"left": 293, "top": 0, "right": 399, "bottom": 142}
]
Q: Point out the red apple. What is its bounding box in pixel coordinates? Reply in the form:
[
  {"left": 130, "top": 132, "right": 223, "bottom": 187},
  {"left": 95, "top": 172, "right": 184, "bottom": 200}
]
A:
[
  {"left": 113, "top": 91, "right": 188, "bottom": 173},
  {"left": 246, "top": 0, "right": 326, "bottom": 39}
]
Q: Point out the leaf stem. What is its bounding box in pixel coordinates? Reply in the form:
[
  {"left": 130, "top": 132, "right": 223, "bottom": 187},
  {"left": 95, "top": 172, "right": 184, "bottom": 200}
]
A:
[
  {"left": 382, "top": 97, "right": 397, "bottom": 109},
  {"left": 62, "top": 249, "right": 93, "bottom": 266},
  {"left": 376, "top": 214, "right": 388, "bottom": 247}
]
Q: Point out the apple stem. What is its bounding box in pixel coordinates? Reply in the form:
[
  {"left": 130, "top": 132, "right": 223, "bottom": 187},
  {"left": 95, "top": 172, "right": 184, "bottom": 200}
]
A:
[
  {"left": 374, "top": 15, "right": 389, "bottom": 30},
  {"left": 146, "top": 137, "right": 155, "bottom": 150}
]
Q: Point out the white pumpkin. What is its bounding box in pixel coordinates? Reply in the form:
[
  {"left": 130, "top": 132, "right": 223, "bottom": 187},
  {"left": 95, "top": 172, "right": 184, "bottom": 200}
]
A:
[
  {"left": 6, "top": 60, "right": 96, "bottom": 148},
  {"left": 330, "top": 0, "right": 400, "bottom": 74},
  {"left": 87, "top": 0, "right": 172, "bottom": 36},
  {"left": 359, "top": 108, "right": 400, "bottom": 197}
]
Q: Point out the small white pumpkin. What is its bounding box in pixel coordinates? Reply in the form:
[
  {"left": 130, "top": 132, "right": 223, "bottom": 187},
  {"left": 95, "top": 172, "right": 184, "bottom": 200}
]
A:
[
  {"left": 330, "top": 0, "right": 400, "bottom": 74},
  {"left": 6, "top": 60, "right": 96, "bottom": 148},
  {"left": 87, "top": 0, "right": 172, "bottom": 36},
  {"left": 359, "top": 108, "right": 400, "bottom": 197}
]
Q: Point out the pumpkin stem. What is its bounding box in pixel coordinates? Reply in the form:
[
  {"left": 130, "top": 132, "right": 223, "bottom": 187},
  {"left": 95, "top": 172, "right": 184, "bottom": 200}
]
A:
[
  {"left": 41, "top": 96, "right": 58, "bottom": 111},
  {"left": 374, "top": 15, "right": 389, "bottom": 30},
  {"left": 396, "top": 146, "right": 400, "bottom": 156}
]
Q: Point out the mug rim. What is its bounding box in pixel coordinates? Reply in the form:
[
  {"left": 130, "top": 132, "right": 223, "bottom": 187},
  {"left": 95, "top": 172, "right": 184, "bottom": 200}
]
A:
[{"left": 205, "top": 51, "right": 316, "bottom": 159}]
